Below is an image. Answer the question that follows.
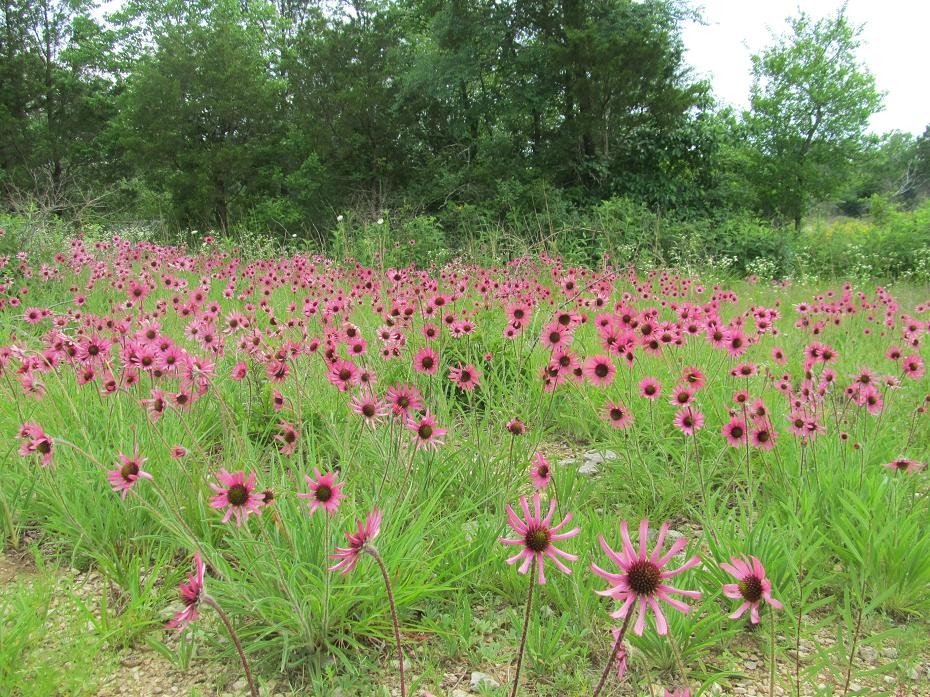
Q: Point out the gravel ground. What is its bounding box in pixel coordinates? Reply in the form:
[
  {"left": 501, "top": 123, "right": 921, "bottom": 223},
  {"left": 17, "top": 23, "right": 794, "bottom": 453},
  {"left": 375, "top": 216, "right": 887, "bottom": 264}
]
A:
[{"left": 3, "top": 547, "right": 929, "bottom": 697}]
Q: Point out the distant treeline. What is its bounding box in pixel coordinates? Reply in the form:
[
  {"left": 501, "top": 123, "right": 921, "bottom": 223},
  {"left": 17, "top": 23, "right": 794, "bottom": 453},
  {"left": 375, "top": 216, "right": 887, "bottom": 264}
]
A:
[{"left": 1, "top": 0, "right": 928, "bottom": 240}]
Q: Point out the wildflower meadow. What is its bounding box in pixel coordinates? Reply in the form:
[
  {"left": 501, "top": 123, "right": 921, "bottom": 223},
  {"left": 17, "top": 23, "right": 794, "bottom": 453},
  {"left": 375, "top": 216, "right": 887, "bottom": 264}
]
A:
[{"left": 2, "top": 236, "right": 929, "bottom": 696}]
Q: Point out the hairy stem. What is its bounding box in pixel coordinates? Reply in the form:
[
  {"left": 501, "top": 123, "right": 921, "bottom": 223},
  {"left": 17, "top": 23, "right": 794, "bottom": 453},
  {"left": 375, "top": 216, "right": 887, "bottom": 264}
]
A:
[
  {"left": 367, "top": 547, "right": 406, "bottom": 697},
  {"left": 592, "top": 608, "right": 633, "bottom": 697},
  {"left": 203, "top": 596, "right": 258, "bottom": 697},
  {"left": 511, "top": 563, "right": 537, "bottom": 697}
]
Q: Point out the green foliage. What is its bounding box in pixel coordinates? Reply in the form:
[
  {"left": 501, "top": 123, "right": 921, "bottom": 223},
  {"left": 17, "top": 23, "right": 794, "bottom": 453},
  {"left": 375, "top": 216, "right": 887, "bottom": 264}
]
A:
[{"left": 747, "top": 8, "right": 883, "bottom": 229}]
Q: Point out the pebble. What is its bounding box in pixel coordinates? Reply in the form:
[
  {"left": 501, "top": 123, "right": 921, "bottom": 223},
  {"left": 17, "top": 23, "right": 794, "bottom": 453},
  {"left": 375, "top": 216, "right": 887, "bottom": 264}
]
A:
[
  {"left": 469, "top": 671, "right": 500, "bottom": 690},
  {"left": 745, "top": 659, "right": 758, "bottom": 670},
  {"left": 577, "top": 462, "right": 599, "bottom": 475},
  {"left": 858, "top": 645, "right": 878, "bottom": 663},
  {"left": 451, "top": 691, "right": 470, "bottom": 697},
  {"left": 880, "top": 646, "right": 897, "bottom": 659},
  {"left": 120, "top": 655, "right": 143, "bottom": 668}
]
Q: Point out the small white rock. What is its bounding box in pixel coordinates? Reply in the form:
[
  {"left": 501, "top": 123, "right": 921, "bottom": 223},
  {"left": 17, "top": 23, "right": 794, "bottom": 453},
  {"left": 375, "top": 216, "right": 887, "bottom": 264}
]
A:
[{"left": 470, "top": 671, "right": 500, "bottom": 690}]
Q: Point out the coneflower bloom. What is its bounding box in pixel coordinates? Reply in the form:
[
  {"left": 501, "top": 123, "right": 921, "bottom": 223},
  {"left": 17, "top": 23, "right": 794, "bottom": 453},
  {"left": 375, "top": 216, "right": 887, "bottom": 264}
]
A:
[
  {"left": 722, "top": 417, "right": 748, "bottom": 447},
  {"left": 882, "top": 458, "right": 926, "bottom": 474},
  {"left": 140, "top": 389, "right": 167, "bottom": 423},
  {"left": 603, "top": 401, "right": 634, "bottom": 430},
  {"left": 541, "top": 322, "right": 572, "bottom": 351},
  {"left": 639, "top": 377, "right": 662, "bottom": 400},
  {"left": 297, "top": 468, "right": 346, "bottom": 516},
  {"left": 329, "top": 509, "right": 382, "bottom": 574},
  {"left": 591, "top": 519, "right": 701, "bottom": 635},
  {"left": 170, "top": 445, "right": 188, "bottom": 459},
  {"left": 750, "top": 422, "right": 777, "bottom": 450},
  {"left": 231, "top": 361, "right": 248, "bottom": 381},
  {"left": 673, "top": 408, "right": 704, "bottom": 436},
  {"left": 529, "top": 452, "right": 551, "bottom": 490},
  {"left": 274, "top": 420, "right": 300, "bottom": 455},
  {"left": 720, "top": 556, "right": 782, "bottom": 623},
  {"left": 385, "top": 383, "right": 423, "bottom": 417},
  {"left": 327, "top": 359, "right": 361, "bottom": 392},
  {"left": 165, "top": 553, "right": 205, "bottom": 630},
  {"left": 583, "top": 354, "right": 616, "bottom": 387},
  {"left": 669, "top": 384, "right": 695, "bottom": 408},
  {"left": 407, "top": 410, "right": 447, "bottom": 450},
  {"left": 17, "top": 422, "right": 54, "bottom": 466},
  {"left": 681, "top": 366, "right": 705, "bottom": 390},
  {"left": 500, "top": 493, "right": 580, "bottom": 585},
  {"left": 902, "top": 354, "right": 925, "bottom": 379},
  {"left": 449, "top": 362, "right": 481, "bottom": 391},
  {"left": 209, "top": 469, "right": 264, "bottom": 526},
  {"left": 106, "top": 448, "right": 153, "bottom": 498},
  {"left": 412, "top": 347, "right": 439, "bottom": 375},
  {"left": 506, "top": 418, "right": 527, "bottom": 436},
  {"left": 350, "top": 391, "right": 389, "bottom": 427}
]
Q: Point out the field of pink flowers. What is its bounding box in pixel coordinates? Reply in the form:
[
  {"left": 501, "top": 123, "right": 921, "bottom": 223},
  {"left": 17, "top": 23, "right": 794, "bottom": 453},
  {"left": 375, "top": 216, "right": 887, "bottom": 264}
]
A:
[{"left": 2, "top": 236, "right": 929, "bottom": 696}]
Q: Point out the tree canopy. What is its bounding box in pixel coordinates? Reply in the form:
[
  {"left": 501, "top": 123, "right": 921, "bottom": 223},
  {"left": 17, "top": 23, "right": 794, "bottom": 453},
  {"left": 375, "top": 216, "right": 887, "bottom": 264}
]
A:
[{"left": 0, "top": 0, "right": 921, "bottom": 237}]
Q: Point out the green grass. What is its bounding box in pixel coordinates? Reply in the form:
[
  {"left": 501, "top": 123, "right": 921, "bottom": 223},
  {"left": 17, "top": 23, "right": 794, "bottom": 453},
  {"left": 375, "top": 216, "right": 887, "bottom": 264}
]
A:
[{"left": 0, "top": 239, "right": 928, "bottom": 695}]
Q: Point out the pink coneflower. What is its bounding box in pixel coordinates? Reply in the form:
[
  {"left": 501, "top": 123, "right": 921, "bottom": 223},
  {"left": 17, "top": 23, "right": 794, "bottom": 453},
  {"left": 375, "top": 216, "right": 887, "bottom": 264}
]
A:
[
  {"left": 603, "top": 401, "right": 634, "bottom": 430},
  {"left": 883, "top": 458, "right": 926, "bottom": 474},
  {"left": 722, "top": 417, "right": 748, "bottom": 447},
  {"left": 297, "top": 468, "right": 346, "bottom": 516},
  {"left": 500, "top": 493, "right": 579, "bottom": 585},
  {"left": 106, "top": 448, "right": 153, "bottom": 498},
  {"left": 385, "top": 383, "right": 423, "bottom": 417},
  {"left": 541, "top": 322, "right": 572, "bottom": 351},
  {"left": 681, "top": 366, "right": 705, "bottom": 390},
  {"left": 170, "top": 445, "right": 188, "bottom": 459},
  {"left": 327, "top": 359, "right": 361, "bottom": 392},
  {"left": 350, "top": 391, "right": 389, "bottom": 427},
  {"left": 720, "top": 555, "right": 782, "bottom": 623},
  {"left": 209, "top": 469, "right": 264, "bottom": 526},
  {"left": 591, "top": 519, "right": 701, "bottom": 635},
  {"left": 407, "top": 410, "right": 447, "bottom": 450},
  {"left": 412, "top": 347, "right": 439, "bottom": 375},
  {"left": 231, "top": 361, "right": 248, "bottom": 381},
  {"left": 506, "top": 418, "right": 527, "bottom": 436},
  {"left": 639, "top": 377, "right": 662, "bottom": 400},
  {"left": 673, "top": 408, "right": 704, "bottom": 436},
  {"left": 165, "top": 553, "right": 205, "bottom": 630},
  {"left": 731, "top": 362, "right": 758, "bottom": 378},
  {"left": 140, "top": 389, "right": 167, "bottom": 423},
  {"left": 583, "top": 354, "right": 616, "bottom": 387},
  {"left": 17, "top": 422, "right": 54, "bottom": 466},
  {"left": 449, "top": 362, "right": 481, "bottom": 391},
  {"left": 902, "top": 354, "right": 925, "bottom": 379},
  {"left": 750, "top": 422, "right": 777, "bottom": 450},
  {"left": 329, "top": 509, "right": 382, "bottom": 574},
  {"left": 529, "top": 452, "right": 551, "bottom": 490},
  {"left": 725, "top": 330, "right": 749, "bottom": 358},
  {"left": 274, "top": 420, "right": 300, "bottom": 455},
  {"left": 669, "top": 384, "right": 694, "bottom": 408}
]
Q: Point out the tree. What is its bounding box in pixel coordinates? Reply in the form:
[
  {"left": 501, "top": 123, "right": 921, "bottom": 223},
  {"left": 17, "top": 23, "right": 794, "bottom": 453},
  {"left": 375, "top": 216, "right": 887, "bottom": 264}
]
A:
[
  {"left": 113, "top": 0, "right": 284, "bottom": 232},
  {"left": 747, "top": 7, "right": 882, "bottom": 230},
  {"left": 0, "top": 0, "right": 112, "bottom": 208}
]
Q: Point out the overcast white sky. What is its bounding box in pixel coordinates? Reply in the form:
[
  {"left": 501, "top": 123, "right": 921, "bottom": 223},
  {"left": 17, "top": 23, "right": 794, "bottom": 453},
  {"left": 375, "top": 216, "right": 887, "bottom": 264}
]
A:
[{"left": 682, "top": 0, "right": 929, "bottom": 135}]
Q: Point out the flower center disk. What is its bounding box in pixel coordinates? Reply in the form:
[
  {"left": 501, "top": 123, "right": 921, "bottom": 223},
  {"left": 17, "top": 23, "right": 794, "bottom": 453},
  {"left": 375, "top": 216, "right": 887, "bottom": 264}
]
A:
[{"left": 627, "top": 559, "right": 662, "bottom": 595}]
